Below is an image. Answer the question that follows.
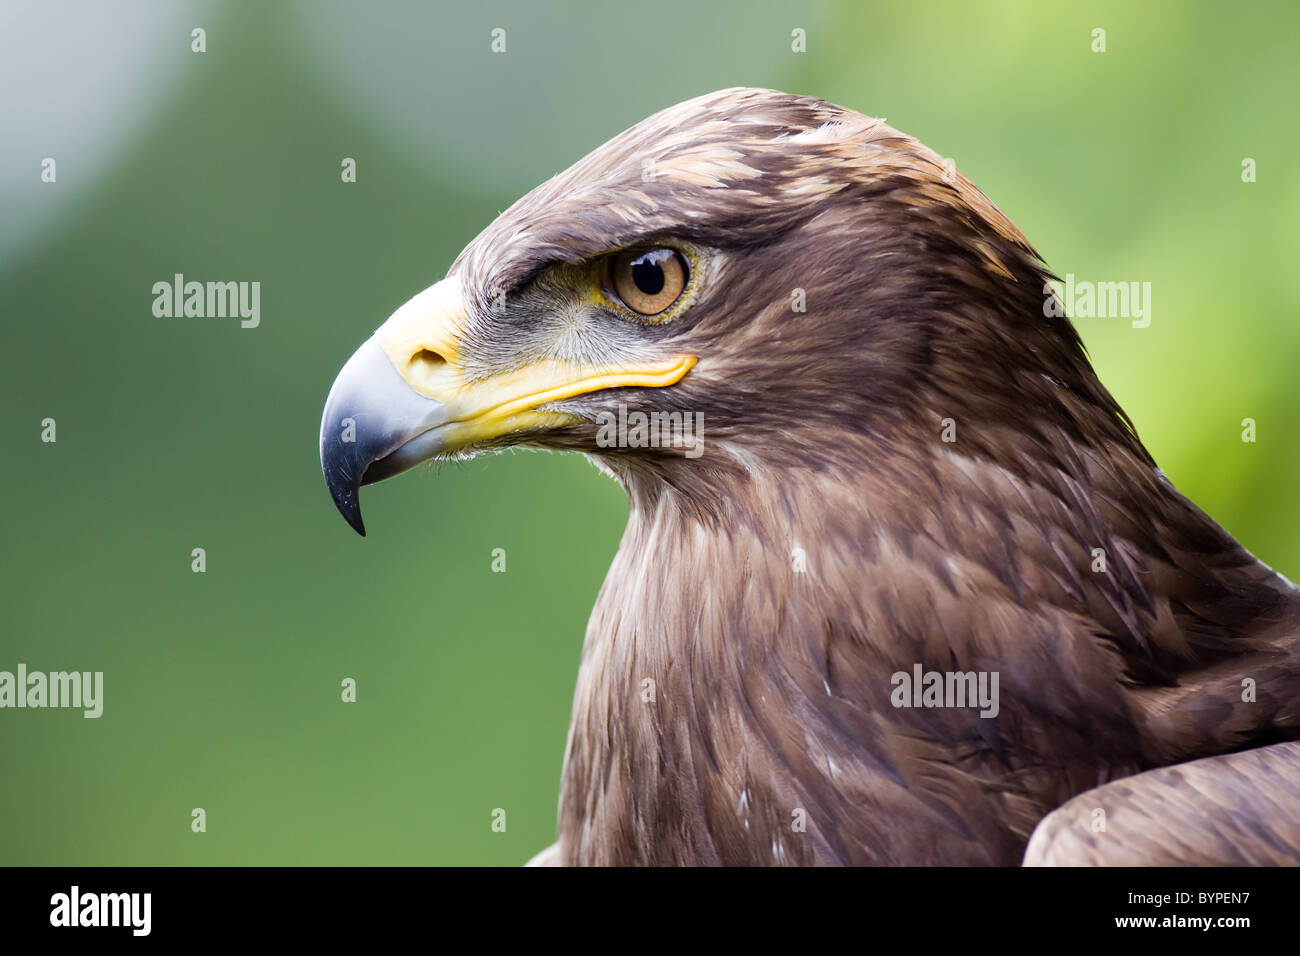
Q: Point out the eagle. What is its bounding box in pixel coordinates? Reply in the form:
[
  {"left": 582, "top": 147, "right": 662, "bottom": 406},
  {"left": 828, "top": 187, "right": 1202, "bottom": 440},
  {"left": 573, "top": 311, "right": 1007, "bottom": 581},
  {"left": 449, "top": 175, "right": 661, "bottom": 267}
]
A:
[{"left": 319, "top": 88, "right": 1300, "bottom": 866}]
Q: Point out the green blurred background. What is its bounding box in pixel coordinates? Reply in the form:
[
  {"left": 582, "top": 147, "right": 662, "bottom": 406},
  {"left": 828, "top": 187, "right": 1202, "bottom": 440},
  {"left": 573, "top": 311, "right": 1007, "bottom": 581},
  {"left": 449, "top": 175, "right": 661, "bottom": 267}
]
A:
[{"left": 1, "top": 0, "right": 1296, "bottom": 864}]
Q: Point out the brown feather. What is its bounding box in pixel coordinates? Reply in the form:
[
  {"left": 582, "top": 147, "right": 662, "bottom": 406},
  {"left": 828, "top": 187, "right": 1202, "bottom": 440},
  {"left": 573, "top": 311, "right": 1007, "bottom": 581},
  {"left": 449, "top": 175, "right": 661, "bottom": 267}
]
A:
[{"left": 1025, "top": 741, "right": 1300, "bottom": 865}]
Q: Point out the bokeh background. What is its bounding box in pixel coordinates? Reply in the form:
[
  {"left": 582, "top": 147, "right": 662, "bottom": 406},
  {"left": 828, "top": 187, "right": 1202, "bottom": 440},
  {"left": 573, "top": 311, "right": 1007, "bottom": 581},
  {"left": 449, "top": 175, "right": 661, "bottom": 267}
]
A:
[{"left": 2, "top": 0, "right": 1297, "bottom": 865}]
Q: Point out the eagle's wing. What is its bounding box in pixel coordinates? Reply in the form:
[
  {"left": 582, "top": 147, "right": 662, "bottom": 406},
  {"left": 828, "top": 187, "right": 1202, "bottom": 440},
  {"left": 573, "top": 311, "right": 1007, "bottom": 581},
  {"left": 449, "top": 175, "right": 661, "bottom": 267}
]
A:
[{"left": 1023, "top": 740, "right": 1300, "bottom": 865}]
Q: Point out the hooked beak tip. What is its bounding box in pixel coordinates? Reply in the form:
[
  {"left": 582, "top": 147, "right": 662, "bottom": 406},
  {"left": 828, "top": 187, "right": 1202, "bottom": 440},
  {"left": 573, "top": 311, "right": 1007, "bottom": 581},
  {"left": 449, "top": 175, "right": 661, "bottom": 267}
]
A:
[
  {"left": 319, "top": 334, "right": 452, "bottom": 537},
  {"left": 322, "top": 454, "right": 368, "bottom": 537}
]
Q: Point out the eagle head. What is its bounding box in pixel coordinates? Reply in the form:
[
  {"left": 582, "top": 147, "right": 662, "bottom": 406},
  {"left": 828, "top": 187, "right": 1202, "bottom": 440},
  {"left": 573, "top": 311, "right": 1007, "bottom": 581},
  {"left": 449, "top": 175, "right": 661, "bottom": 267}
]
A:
[
  {"left": 318, "top": 88, "right": 1300, "bottom": 868},
  {"left": 321, "top": 87, "right": 1130, "bottom": 533}
]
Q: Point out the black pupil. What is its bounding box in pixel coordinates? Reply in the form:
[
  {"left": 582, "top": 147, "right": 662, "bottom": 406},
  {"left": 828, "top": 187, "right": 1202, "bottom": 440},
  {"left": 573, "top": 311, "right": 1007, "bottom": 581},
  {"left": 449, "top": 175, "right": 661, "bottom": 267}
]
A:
[{"left": 631, "top": 255, "right": 666, "bottom": 295}]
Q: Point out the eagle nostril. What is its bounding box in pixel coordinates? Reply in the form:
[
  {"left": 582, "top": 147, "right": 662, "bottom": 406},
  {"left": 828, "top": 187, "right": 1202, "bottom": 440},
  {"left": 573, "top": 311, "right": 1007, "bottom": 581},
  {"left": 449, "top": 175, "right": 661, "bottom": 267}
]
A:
[
  {"left": 410, "top": 343, "right": 452, "bottom": 382},
  {"left": 401, "top": 347, "right": 451, "bottom": 393},
  {"left": 413, "top": 348, "right": 447, "bottom": 370}
]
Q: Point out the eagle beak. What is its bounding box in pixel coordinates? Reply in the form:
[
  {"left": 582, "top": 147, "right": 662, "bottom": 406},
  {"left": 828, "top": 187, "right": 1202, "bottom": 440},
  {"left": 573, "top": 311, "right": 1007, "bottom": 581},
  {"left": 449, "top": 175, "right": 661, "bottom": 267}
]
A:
[
  {"left": 320, "top": 275, "right": 696, "bottom": 535},
  {"left": 319, "top": 334, "right": 448, "bottom": 536}
]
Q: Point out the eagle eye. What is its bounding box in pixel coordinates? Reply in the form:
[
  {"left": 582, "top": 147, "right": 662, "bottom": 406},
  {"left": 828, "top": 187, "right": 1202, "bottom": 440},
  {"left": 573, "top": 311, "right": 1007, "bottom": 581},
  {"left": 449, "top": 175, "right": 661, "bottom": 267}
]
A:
[{"left": 607, "top": 247, "right": 688, "bottom": 317}]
